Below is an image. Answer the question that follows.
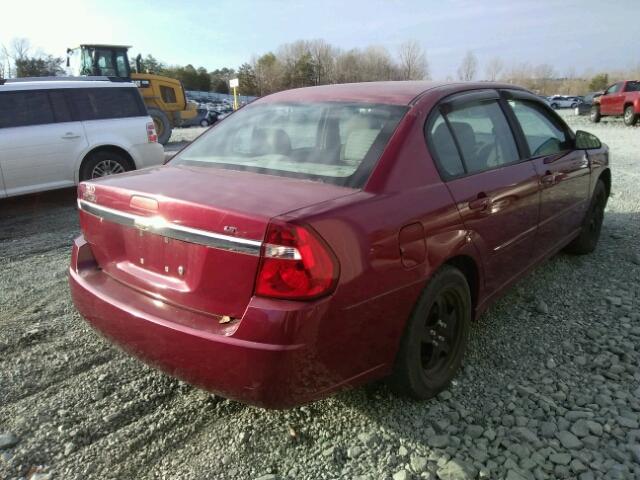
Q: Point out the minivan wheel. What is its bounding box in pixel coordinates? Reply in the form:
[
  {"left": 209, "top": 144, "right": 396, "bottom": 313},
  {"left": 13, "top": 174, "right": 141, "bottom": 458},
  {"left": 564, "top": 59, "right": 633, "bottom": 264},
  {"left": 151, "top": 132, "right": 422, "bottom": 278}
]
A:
[
  {"left": 200, "top": 119, "right": 210, "bottom": 127},
  {"left": 389, "top": 265, "right": 471, "bottom": 400},
  {"left": 590, "top": 105, "right": 601, "bottom": 123},
  {"left": 80, "top": 151, "right": 132, "bottom": 181},
  {"left": 623, "top": 106, "right": 638, "bottom": 126},
  {"left": 564, "top": 179, "right": 607, "bottom": 255}
]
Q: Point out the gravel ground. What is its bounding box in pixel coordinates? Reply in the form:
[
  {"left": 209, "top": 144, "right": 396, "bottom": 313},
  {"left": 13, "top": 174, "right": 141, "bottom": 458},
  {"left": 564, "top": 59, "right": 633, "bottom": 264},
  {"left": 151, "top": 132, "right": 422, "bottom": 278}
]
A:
[{"left": 0, "top": 114, "right": 639, "bottom": 480}]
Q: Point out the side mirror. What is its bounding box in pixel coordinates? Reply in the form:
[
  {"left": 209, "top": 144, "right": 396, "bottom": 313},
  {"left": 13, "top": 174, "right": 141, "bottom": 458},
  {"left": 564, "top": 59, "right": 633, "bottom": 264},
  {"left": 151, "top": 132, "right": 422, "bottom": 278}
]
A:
[{"left": 575, "top": 130, "right": 601, "bottom": 150}]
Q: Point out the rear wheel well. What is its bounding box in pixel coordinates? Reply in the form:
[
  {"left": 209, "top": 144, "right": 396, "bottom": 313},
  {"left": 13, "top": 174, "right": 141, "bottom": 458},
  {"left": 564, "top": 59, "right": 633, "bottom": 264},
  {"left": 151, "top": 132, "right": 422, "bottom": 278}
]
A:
[
  {"left": 80, "top": 146, "right": 136, "bottom": 179},
  {"left": 599, "top": 168, "right": 611, "bottom": 199},
  {"left": 444, "top": 255, "right": 479, "bottom": 315}
]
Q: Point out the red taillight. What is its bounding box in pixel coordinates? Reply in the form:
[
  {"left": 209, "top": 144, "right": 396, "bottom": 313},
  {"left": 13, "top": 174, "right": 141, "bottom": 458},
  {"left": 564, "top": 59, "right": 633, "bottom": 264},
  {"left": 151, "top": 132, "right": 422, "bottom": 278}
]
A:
[
  {"left": 146, "top": 122, "right": 158, "bottom": 143},
  {"left": 254, "top": 222, "right": 339, "bottom": 300}
]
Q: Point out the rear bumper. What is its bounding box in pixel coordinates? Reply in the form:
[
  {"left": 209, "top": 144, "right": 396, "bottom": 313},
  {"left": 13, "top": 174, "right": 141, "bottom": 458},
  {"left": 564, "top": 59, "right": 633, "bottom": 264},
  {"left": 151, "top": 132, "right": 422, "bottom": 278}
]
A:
[{"left": 68, "top": 236, "right": 338, "bottom": 409}]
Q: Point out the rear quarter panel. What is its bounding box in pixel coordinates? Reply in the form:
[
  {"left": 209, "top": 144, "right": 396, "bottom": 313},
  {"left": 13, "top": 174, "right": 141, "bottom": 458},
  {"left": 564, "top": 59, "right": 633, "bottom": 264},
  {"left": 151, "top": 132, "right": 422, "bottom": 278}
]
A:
[
  {"left": 278, "top": 95, "right": 482, "bottom": 384},
  {"left": 76, "top": 116, "right": 158, "bottom": 180}
]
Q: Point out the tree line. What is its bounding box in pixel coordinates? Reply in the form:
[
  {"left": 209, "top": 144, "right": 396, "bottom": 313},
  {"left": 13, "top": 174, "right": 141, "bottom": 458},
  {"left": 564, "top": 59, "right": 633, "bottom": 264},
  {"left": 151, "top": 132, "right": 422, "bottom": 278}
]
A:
[{"left": 2, "top": 37, "right": 639, "bottom": 97}]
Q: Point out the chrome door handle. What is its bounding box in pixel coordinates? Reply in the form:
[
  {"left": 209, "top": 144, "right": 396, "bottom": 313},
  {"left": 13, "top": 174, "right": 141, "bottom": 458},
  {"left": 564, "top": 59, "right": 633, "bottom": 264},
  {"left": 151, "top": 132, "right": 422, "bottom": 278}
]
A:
[
  {"left": 61, "top": 133, "right": 80, "bottom": 139},
  {"left": 541, "top": 172, "right": 556, "bottom": 186},
  {"left": 468, "top": 193, "right": 492, "bottom": 211}
]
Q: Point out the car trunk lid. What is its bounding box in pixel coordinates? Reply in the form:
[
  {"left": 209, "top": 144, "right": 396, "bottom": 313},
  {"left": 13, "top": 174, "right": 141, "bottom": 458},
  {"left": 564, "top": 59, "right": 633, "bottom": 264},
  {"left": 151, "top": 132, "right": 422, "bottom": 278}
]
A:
[{"left": 78, "top": 165, "right": 354, "bottom": 318}]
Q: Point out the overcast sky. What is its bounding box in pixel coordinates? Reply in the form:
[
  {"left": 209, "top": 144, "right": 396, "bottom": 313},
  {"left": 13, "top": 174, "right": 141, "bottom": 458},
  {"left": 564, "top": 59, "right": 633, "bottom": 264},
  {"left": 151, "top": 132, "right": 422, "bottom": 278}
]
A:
[{"left": 2, "top": 0, "right": 638, "bottom": 79}]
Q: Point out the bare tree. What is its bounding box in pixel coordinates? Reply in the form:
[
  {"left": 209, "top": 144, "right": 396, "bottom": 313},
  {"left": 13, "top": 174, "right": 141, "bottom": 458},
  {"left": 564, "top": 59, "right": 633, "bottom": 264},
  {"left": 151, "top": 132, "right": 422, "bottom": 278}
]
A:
[
  {"left": 1, "top": 38, "right": 31, "bottom": 78},
  {"left": 0, "top": 45, "right": 8, "bottom": 78},
  {"left": 485, "top": 56, "right": 503, "bottom": 81},
  {"left": 308, "top": 39, "right": 338, "bottom": 85},
  {"left": 397, "top": 40, "right": 429, "bottom": 80},
  {"left": 533, "top": 63, "right": 555, "bottom": 94},
  {"left": 10, "top": 38, "right": 30, "bottom": 62},
  {"left": 360, "top": 46, "right": 399, "bottom": 81},
  {"left": 457, "top": 50, "right": 478, "bottom": 81}
]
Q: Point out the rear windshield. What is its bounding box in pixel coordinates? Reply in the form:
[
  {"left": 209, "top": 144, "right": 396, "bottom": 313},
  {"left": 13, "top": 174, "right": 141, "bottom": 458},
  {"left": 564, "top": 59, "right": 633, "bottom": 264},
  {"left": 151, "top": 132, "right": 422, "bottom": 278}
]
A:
[{"left": 170, "top": 102, "right": 407, "bottom": 188}]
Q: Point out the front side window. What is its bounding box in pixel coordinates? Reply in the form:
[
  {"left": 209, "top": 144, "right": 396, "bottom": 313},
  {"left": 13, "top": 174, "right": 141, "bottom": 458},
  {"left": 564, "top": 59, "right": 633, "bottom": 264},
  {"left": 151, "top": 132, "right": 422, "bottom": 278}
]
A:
[
  {"left": 444, "top": 100, "right": 520, "bottom": 174},
  {"left": 171, "top": 102, "right": 407, "bottom": 187},
  {"left": 605, "top": 83, "right": 621, "bottom": 95},
  {"left": 94, "top": 49, "right": 116, "bottom": 76},
  {"left": 0, "top": 91, "right": 55, "bottom": 128},
  {"left": 507, "top": 100, "right": 571, "bottom": 157},
  {"left": 114, "top": 51, "right": 129, "bottom": 78}
]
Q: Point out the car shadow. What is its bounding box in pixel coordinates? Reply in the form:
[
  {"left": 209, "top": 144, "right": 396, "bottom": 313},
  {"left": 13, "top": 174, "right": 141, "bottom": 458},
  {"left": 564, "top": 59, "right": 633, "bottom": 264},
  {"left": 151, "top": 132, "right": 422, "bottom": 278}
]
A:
[{"left": 0, "top": 187, "right": 78, "bottom": 220}]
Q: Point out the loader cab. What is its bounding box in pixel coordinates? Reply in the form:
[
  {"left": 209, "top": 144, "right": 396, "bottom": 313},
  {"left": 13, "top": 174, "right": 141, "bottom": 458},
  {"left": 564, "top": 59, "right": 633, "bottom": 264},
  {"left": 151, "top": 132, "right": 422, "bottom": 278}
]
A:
[{"left": 67, "top": 44, "right": 132, "bottom": 79}]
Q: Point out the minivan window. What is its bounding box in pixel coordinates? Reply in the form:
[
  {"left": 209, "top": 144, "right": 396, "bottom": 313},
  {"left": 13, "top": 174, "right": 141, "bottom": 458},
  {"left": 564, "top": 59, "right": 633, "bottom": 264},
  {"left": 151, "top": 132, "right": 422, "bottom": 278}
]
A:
[
  {"left": 507, "top": 99, "right": 570, "bottom": 156},
  {"left": 171, "top": 102, "right": 407, "bottom": 187},
  {"left": 0, "top": 91, "right": 55, "bottom": 128},
  {"left": 426, "top": 113, "right": 465, "bottom": 179},
  {"left": 444, "top": 100, "right": 520, "bottom": 174},
  {"left": 68, "top": 88, "right": 145, "bottom": 121},
  {"left": 48, "top": 91, "right": 73, "bottom": 123}
]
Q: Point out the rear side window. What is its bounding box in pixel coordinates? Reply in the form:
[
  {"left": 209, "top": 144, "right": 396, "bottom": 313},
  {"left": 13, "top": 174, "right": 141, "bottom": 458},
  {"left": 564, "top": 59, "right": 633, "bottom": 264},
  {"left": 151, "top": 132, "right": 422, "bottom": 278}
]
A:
[
  {"left": 425, "top": 113, "right": 465, "bottom": 179},
  {"left": 160, "top": 85, "right": 177, "bottom": 103},
  {"left": 68, "top": 88, "right": 145, "bottom": 121},
  {"left": 507, "top": 100, "right": 571, "bottom": 156},
  {"left": 625, "top": 81, "right": 640, "bottom": 92},
  {"left": 0, "top": 91, "right": 55, "bottom": 128}
]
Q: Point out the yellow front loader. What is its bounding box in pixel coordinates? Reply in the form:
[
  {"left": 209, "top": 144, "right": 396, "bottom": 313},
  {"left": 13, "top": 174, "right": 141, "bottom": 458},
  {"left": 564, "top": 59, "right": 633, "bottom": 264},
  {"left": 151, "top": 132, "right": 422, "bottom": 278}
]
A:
[{"left": 67, "top": 44, "right": 197, "bottom": 144}]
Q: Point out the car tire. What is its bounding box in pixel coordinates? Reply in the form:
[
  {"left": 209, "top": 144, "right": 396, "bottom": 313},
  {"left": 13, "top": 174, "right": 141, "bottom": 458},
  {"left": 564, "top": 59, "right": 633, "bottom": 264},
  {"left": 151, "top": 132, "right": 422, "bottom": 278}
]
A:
[
  {"left": 80, "top": 150, "right": 132, "bottom": 181},
  {"left": 571, "top": 103, "right": 577, "bottom": 109},
  {"left": 199, "top": 119, "right": 209, "bottom": 127},
  {"left": 623, "top": 105, "right": 638, "bottom": 126},
  {"left": 590, "top": 105, "right": 601, "bottom": 123},
  {"left": 551, "top": 103, "right": 558, "bottom": 109},
  {"left": 148, "top": 108, "right": 172, "bottom": 145},
  {"left": 389, "top": 265, "right": 471, "bottom": 400},
  {"left": 564, "top": 179, "right": 607, "bottom": 255}
]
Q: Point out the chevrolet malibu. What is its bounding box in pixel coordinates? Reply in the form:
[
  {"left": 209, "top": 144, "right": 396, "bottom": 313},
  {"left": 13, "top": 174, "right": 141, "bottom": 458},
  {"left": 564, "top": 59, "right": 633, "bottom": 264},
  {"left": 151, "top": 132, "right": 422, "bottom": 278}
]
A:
[{"left": 69, "top": 81, "right": 610, "bottom": 408}]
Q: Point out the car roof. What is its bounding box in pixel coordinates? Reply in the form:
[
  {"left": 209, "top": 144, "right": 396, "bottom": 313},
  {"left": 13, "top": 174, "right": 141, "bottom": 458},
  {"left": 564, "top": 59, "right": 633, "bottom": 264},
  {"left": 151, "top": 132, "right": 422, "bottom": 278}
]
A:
[
  {"left": 259, "top": 81, "right": 525, "bottom": 106},
  {"left": 0, "top": 78, "right": 137, "bottom": 91}
]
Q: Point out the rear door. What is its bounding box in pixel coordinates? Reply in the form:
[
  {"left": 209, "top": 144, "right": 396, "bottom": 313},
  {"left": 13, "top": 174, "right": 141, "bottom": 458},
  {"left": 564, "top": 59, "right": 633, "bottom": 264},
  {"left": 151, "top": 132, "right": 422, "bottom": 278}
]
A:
[
  {"left": 502, "top": 91, "right": 591, "bottom": 258},
  {"left": 0, "top": 89, "right": 87, "bottom": 197},
  {"left": 67, "top": 86, "right": 149, "bottom": 162},
  {"left": 426, "top": 90, "right": 540, "bottom": 295}
]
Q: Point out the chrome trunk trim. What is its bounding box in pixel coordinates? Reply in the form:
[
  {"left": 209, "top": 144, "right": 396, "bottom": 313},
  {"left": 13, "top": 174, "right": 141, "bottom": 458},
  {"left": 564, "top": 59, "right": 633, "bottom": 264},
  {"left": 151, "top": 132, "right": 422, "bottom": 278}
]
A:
[{"left": 78, "top": 199, "right": 262, "bottom": 255}]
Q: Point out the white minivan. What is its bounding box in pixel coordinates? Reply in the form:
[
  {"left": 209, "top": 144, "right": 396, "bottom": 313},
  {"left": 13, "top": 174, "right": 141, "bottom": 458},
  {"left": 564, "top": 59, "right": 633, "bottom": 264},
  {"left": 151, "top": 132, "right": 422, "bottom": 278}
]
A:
[{"left": 0, "top": 78, "right": 164, "bottom": 198}]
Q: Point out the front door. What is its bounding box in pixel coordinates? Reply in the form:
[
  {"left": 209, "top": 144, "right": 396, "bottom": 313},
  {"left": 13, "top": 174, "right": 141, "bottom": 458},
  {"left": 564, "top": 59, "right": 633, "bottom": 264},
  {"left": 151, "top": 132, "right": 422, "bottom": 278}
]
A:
[
  {"left": 426, "top": 92, "right": 540, "bottom": 296},
  {"left": 0, "top": 90, "right": 87, "bottom": 197},
  {"left": 600, "top": 83, "right": 624, "bottom": 115},
  {"left": 504, "top": 96, "right": 591, "bottom": 259}
]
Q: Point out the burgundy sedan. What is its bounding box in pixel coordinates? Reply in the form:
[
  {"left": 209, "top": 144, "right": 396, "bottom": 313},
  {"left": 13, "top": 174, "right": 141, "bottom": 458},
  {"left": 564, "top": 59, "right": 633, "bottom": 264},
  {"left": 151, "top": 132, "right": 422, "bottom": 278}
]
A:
[{"left": 69, "top": 81, "right": 610, "bottom": 408}]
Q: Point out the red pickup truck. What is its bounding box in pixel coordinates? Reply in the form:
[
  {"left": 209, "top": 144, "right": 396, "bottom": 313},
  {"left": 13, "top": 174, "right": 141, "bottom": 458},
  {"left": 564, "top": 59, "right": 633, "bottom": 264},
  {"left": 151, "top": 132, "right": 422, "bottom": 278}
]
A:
[{"left": 591, "top": 80, "right": 640, "bottom": 125}]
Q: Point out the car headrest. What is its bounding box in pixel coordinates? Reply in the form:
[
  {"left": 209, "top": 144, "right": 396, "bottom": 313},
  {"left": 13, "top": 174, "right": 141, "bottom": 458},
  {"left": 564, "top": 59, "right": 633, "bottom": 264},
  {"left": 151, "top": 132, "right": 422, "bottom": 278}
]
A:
[
  {"left": 251, "top": 128, "right": 292, "bottom": 156},
  {"left": 343, "top": 128, "right": 379, "bottom": 166},
  {"left": 448, "top": 121, "right": 476, "bottom": 165}
]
